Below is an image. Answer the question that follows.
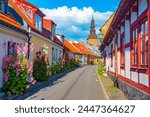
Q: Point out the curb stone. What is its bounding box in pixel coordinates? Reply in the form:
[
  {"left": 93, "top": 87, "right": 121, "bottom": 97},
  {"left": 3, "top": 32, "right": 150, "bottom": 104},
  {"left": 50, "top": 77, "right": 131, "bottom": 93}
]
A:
[{"left": 97, "top": 76, "right": 110, "bottom": 100}]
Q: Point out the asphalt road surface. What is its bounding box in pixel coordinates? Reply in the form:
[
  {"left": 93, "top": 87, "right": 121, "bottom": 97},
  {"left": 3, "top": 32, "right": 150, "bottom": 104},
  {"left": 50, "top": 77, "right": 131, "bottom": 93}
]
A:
[{"left": 26, "top": 65, "right": 108, "bottom": 100}]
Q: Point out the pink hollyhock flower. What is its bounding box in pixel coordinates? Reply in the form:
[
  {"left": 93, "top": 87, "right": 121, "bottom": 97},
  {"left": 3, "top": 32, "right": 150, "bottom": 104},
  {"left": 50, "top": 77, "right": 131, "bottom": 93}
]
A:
[
  {"left": 9, "top": 40, "right": 13, "bottom": 46},
  {"left": 4, "top": 74, "right": 9, "bottom": 82},
  {"left": 30, "top": 43, "right": 34, "bottom": 52},
  {"left": 23, "top": 45, "right": 28, "bottom": 56},
  {"left": 20, "top": 43, "right": 22, "bottom": 48},
  {"left": 2, "top": 41, "right": 6, "bottom": 48},
  {"left": 27, "top": 62, "right": 33, "bottom": 74},
  {"left": 14, "top": 45, "right": 17, "bottom": 51},
  {"left": 16, "top": 68, "right": 21, "bottom": 72},
  {"left": 14, "top": 45, "right": 21, "bottom": 56},
  {"left": 12, "top": 63, "right": 16, "bottom": 68},
  {"left": 16, "top": 72, "right": 20, "bottom": 76},
  {"left": 15, "top": 61, "right": 20, "bottom": 67}
]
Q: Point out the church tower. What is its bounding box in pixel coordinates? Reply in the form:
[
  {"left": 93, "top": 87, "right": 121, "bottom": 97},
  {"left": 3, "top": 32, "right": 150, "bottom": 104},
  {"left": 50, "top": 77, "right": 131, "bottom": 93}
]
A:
[{"left": 87, "top": 14, "right": 99, "bottom": 46}]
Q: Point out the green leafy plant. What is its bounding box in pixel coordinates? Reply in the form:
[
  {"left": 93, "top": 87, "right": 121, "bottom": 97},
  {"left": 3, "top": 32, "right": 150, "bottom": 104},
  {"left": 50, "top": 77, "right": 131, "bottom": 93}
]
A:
[
  {"left": 2, "top": 41, "right": 34, "bottom": 95},
  {"left": 97, "top": 61, "right": 105, "bottom": 75},
  {"left": 33, "top": 51, "right": 50, "bottom": 81},
  {"left": 49, "top": 63, "right": 64, "bottom": 75}
]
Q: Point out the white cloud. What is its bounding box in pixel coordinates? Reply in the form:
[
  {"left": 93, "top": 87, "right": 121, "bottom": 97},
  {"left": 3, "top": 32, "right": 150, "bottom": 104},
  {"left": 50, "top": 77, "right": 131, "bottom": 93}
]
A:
[
  {"left": 40, "top": 6, "right": 113, "bottom": 42},
  {"left": 71, "top": 25, "right": 81, "bottom": 33}
]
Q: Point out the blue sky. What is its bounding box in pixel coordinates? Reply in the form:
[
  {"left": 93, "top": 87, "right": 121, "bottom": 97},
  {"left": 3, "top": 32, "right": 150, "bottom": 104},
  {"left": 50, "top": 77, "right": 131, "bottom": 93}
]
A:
[
  {"left": 28, "top": 0, "right": 120, "bottom": 12},
  {"left": 27, "top": 0, "right": 120, "bottom": 42}
]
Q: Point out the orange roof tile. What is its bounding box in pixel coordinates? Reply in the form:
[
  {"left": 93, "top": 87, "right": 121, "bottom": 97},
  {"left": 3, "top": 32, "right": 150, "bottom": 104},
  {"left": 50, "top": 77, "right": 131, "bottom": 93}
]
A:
[
  {"left": 64, "top": 40, "right": 81, "bottom": 54},
  {"left": 9, "top": 0, "right": 43, "bottom": 30},
  {"left": 72, "top": 42, "right": 92, "bottom": 55},
  {"left": 0, "top": 13, "right": 23, "bottom": 30}
]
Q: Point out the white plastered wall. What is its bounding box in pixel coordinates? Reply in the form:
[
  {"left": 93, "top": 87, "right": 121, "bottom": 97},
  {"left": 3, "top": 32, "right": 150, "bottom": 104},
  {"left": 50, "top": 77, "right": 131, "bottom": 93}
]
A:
[{"left": 0, "top": 28, "right": 26, "bottom": 88}]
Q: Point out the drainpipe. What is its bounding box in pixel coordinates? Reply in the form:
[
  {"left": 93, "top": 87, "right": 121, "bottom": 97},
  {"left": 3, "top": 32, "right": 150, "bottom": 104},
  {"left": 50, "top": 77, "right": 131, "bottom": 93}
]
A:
[
  {"left": 27, "top": 27, "right": 32, "bottom": 60},
  {"left": 27, "top": 35, "right": 32, "bottom": 60}
]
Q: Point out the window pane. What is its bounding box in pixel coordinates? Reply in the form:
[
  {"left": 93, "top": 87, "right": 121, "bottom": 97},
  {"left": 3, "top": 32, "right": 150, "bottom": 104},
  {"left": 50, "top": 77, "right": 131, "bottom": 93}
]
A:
[
  {"left": 146, "top": 38, "right": 148, "bottom": 65},
  {"left": 36, "top": 15, "right": 38, "bottom": 29},
  {"left": 56, "top": 49, "right": 58, "bottom": 62},
  {"left": 0, "top": 1, "right": 2, "bottom": 11},
  {"left": 141, "top": 52, "right": 145, "bottom": 65},
  {"left": 132, "top": 53, "right": 134, "bottom": 64},
  {"left": 146, "top": 21, "right": 148, "bottom": 35},
  {"left": 132, "top": 31, "right": 134, "bottom": 41},
  {"left": 141, "top": 38, "right": 144, "bottom": 51},
  {"left": 136, "top": 28, "right": 138, "bottom": 39},
  {"left": 2, "top": 1, "right": 5, "bottom": 13},
  {"left": 35, "top": 15, "right": 42, "bottom": 31},
  {"left": 135, "top": 46, "right": 138, "bottom": 64},
  {"left": 141, "top": 24, "right": 144, "bottom": 37},
  {"left": 39, "top": 17, "right": 42, "bottom": 31},
  {"left": 52, "top": 47, "right": 55, "bottom": 64}
]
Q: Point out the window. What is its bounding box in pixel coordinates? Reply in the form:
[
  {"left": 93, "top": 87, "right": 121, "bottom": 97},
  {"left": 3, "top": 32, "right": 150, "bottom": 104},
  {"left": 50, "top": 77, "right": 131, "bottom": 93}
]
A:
[
  {"left": 111, "top": 44, "right": 113, "bottom": 67},
  {"left": 56, "top": 48, "right": 58, "bottom": 63},
  {"left": 120, "top": 33, "right": 125, "bottom": 67},
  {"left": 7, "top": 41, "right": 19, "bottom": 56},
  {"left": 35, "top": 14, "right": 42, "bottom": 31},
  {"left": 140, "top": 20, "right": 148, "bottom": 66},
  {"left": 52, "top": 47, "right": 55, "bottom": 64},
  {"left": 138, "top": 0, "right": 148, "bottom": 16},
  {"left": 0, "top": 0, "right": 8, "bottom": 13},
  {"left": 52, "top": 24, "right": 56, "bottom": 38},
  {"left": 0, "top": 1, "right": 2, "bottom": 11},
  {"left": 59, "top": 50, "right": 61, "bottom": 61},
  {"left": 131, "top": 28, "right": 138, "bottom": 66}
]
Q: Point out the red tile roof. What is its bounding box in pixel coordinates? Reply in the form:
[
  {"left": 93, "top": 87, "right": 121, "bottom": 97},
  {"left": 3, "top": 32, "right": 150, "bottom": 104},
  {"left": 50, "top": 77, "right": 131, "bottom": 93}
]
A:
[
  {"left": 43, "top": 18, "right": 56, "bottom": 32},
  {"left": 72, "top": 42, "right": 92, "bottom": 55},
  {"left": 64, "top": 40, "right": 82, "bottom": 54},
  {"left": 43, "top": 19, "right": 52, "bottom": 32},
  {"left": 9, "top": 0, "right": 63, "bottom": 47},
  {"left": 9, "top": 0, "right": 45, "bottom": 30},
  {"left": 0, "top": 13, "right": 23, "bottom": 30}
]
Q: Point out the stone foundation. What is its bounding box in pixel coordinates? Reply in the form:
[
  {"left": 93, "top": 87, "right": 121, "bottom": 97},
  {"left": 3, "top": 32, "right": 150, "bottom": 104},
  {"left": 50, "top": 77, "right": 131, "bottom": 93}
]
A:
[{"left": 108, "top": 72, "right": 150, "bottom": 100}]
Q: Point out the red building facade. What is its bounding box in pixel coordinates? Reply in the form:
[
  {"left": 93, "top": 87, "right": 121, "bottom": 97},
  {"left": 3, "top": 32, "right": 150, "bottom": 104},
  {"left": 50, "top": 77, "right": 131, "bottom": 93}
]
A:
[{"left": 100, "top": 0, "right": 150, "bottom": 99}]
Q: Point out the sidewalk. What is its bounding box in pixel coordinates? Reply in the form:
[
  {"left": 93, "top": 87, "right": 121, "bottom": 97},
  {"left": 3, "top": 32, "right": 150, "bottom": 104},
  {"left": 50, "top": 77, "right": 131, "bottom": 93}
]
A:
[
  {"left": 98, "top": 73, "right": 127, "bottom": 100},
  {"left": 0, "top": 68, "right": 76, "bottom": 100}
]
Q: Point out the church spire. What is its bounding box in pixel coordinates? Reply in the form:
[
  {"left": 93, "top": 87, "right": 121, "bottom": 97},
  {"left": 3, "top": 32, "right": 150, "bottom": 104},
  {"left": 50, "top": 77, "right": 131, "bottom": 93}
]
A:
[
  {"left": 92, "top": 13, "right": 94, "bottom": 21},
  {"left": 88, "top": 14, "right": 97, "bottom": 39},
  {"left": 87, "top": 14, "right": 99, "bottom": 46},
  {"left": 91, "top": 14, "right": 95, "bottom": 30}
]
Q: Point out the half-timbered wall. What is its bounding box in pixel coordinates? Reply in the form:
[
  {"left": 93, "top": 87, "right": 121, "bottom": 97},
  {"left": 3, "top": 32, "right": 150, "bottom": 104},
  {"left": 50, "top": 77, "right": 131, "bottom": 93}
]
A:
[{"left": 102, "top": 0, "right": 150, "bottom": 95}]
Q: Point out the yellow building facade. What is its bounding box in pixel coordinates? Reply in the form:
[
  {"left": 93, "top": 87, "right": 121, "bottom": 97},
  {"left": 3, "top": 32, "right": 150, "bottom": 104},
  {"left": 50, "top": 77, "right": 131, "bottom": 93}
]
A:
[{"left": 30, "top": 32, "right": 52, "bottom": 65}]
